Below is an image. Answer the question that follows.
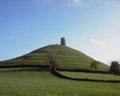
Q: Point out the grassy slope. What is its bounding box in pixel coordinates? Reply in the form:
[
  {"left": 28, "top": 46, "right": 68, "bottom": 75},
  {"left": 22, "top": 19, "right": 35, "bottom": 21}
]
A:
[
  {"left": 60, "top": 72, "right": 120, "bottom": 80},
  {"left": 0, "top": 45, "right": 108, "bottom": 70},
  {"left": 0, "top": 71, "right": 120, "bottom": 96}
]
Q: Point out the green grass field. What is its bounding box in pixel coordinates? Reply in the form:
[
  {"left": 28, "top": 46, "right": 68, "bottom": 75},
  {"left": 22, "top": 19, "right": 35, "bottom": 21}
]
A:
[
  {"left": 60, "top": 71, "right": 120, "bottom": 80},
  {"left": 0, "top": 70, "right": 120, "bottom": 96}
]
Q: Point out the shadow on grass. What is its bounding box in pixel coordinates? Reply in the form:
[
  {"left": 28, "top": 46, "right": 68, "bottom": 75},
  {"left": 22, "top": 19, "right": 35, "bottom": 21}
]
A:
[
  {"left": 50, "top": 69, "right": 120, "bottom": 83},
  {"left": 0, "top": 68, "right": 50, "bottom": 72}
]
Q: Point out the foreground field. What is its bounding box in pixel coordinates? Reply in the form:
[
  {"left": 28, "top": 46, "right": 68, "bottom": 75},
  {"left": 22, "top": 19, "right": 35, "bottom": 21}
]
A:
[{"left": 0, "top": 70, "right": 120, "bottom": 96}]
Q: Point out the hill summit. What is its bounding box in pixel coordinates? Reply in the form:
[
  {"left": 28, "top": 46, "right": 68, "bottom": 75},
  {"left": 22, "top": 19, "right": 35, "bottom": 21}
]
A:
[{"left": 0, "top": 42, "right": 108, "bottom": 70}]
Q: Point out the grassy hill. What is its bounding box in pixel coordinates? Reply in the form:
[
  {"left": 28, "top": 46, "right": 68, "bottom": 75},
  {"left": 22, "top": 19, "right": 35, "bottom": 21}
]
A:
[
  {"left": 0, "top": 44, "right": 108, "bottom": 70},
  {"left": 0, "top": 44, "right": 120, "bottom": 96}
]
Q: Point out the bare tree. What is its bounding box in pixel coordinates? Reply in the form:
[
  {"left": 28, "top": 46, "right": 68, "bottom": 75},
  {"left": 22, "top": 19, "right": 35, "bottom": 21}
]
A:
[
  {"left": 90, "top": 60, "right": 99, "bottom": 70},
  {"left": 46, "top": 54, "right": 61, "bottom": 70}
]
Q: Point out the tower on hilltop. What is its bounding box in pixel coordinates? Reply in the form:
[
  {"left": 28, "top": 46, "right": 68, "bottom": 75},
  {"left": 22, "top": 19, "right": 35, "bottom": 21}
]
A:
[{"left": 60, "top": 37, "right": 66, "bottom": 46}]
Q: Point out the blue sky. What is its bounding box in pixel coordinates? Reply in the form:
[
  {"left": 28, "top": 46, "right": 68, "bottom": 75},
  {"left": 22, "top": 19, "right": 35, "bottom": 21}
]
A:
[{"left": 0, "top": 0, "right": 120, "bottom": 65}]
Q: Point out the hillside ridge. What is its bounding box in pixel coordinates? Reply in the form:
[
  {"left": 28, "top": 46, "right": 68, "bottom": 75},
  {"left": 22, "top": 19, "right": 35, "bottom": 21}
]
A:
[{"left": 0, "top": 44, "right": 108, "bottom": 70}]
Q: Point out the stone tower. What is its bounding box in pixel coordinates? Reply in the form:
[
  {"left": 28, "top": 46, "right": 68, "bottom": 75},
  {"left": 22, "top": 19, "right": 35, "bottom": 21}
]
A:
[{"left": 60, "top": 37, "right": 66, "bottom": 46}]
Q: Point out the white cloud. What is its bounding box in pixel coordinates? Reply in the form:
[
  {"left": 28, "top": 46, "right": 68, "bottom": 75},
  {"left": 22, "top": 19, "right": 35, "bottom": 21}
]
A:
[
  {"left": 69, "top": 0, "right": 96, "bottom": 6},
  {"left": 89, "top": 38, "right": 105, "bottom": 48},
  {"left": 88, "top": 37, "right": 120, "bottom": 65},
  {"left": 88, "top": 0, "right": 95, "bottom": 2},
  {"left": 72, "top": 0, "right": 81, "bottom": 4},
  {"left": 71, "top": 0, "right": 81, "bottom": 5}
]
